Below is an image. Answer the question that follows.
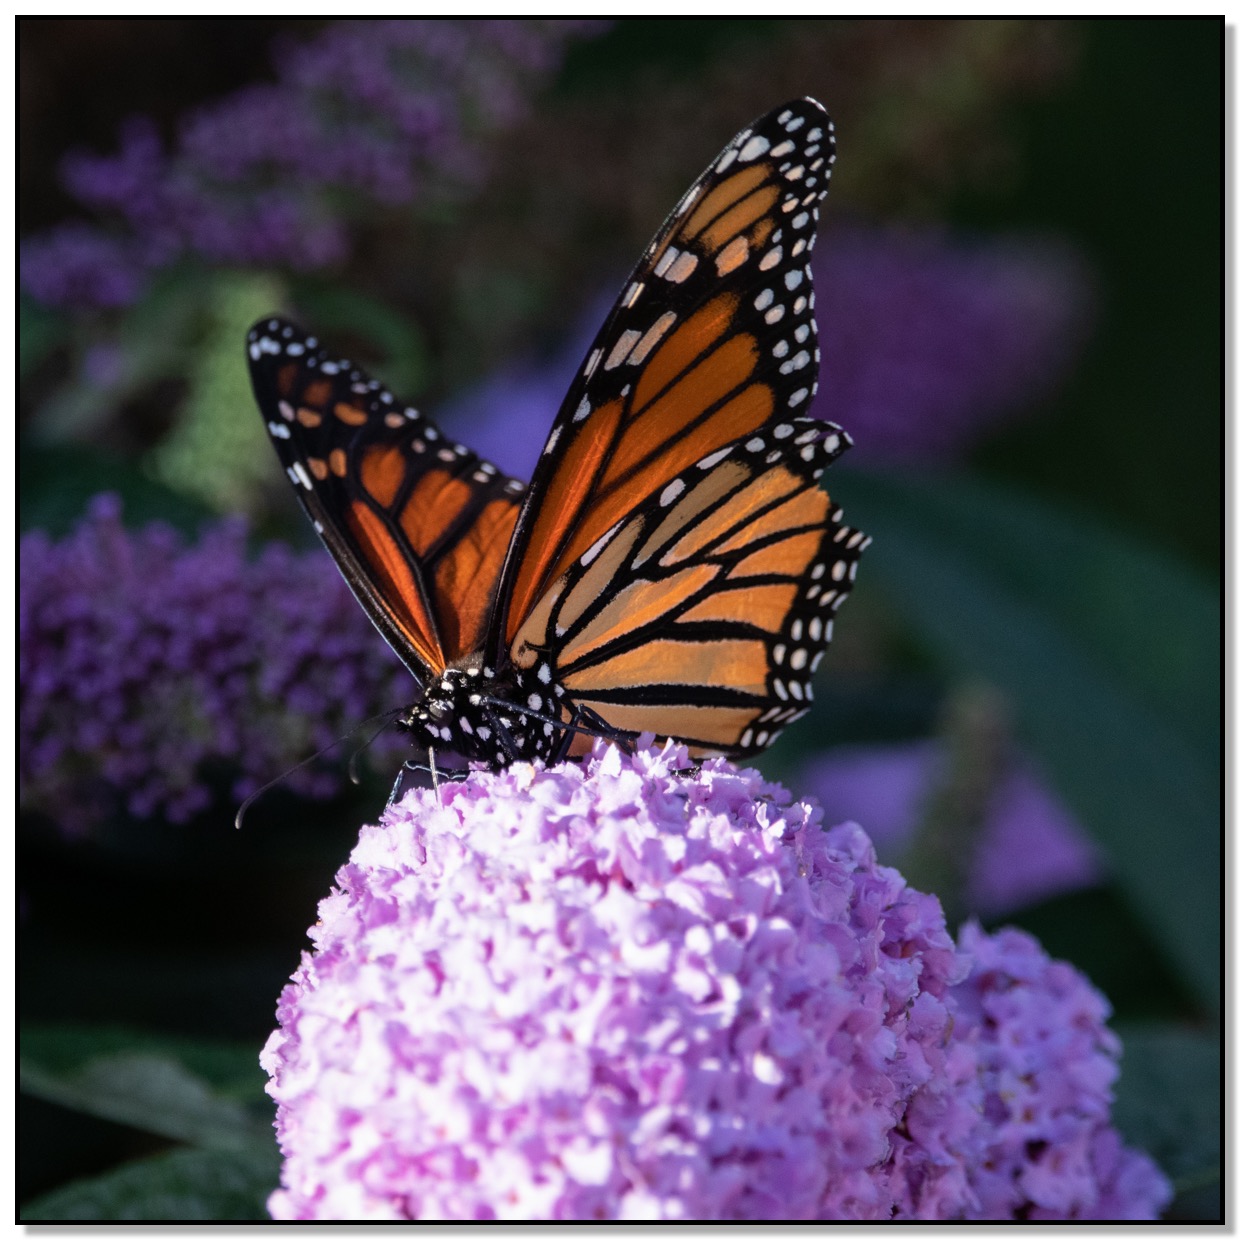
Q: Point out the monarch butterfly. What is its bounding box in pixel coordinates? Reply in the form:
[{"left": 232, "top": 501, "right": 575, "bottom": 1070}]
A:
[{"left": 247, "top": 97, "right": 867, "bottom": 771}]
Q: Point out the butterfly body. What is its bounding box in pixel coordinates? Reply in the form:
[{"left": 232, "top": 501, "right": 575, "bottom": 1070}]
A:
[
  {"left": 402, "top": 664, "right": 571, "bottom": 764},
  {"left": 248, "top": 98, "right": 867, "bottom": 772}
]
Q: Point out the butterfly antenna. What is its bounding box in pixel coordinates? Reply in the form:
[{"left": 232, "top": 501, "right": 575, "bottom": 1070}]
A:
[
  {"left": 347, "top": 707, "right": 406, "bottom": 785},
  {"left": 235, "top": 705, "right": 408, "bottom": 829}
]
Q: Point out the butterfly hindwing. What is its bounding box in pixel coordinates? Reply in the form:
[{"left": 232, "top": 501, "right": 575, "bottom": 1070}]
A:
[
  {"left": 508, "top": 416, "right": 866, "bottom": 758},
  {"left": 247, "top": 319, "right": 526, "bottom": 682},
  {"left": 493, "top": 98, "right": 837, "bottom": 667}
]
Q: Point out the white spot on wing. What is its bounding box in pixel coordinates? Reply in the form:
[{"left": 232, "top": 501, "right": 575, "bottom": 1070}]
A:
[
  {"left": 660, "top": 478, "right": 685, "bottom": 506},
  {"left": 697, "top": 446, "right": 733, "bottom": 469},
  {"left": 739, "top": 135, "right": 771, "bottom": 161},
  {"left": 606, "top": 329, "right": 643, "bottom": 370},
  {"left": 666, "top": 251, "right": 698, "bottom": 283},
  {"left": 581, "top": 521, "right": 622, "bottom": 567},
  {"left": 628, "top": 312, "right": 677, "bottom": 366}
]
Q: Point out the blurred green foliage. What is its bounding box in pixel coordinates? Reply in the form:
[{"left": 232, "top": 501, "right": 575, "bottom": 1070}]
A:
[{"left": 148, "top": 273, "right": 286, "bottom": 513}]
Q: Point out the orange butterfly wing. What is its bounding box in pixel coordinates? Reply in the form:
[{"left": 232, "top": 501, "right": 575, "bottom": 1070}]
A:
[
  {"left": 493, "top": 99, "right": 837, "bottom": 670},
  {"left": 247, "top": 320, "right": 525, "bottom": 681},
  {"left": 508, "top": 418, "right": 865, "bottom": 758},
  {"left": 489, "top": 97, "right": 861, "bottom": 756}
]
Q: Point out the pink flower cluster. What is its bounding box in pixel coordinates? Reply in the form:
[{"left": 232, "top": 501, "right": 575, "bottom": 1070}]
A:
[
  {"left": 261, "top": 744, "right": 1169, "bottom": 1220},
  {"left": 802, "top": 740, "right": 1104, "bottom": 916}
]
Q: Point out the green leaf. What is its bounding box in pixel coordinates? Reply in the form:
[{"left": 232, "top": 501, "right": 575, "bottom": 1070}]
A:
[
  {"left": 1112, "top": 1023, "right": 1221, "bottom": 1218},
  {"left": 841, "top": 470, "right": 1219, "bottom": 757},
  {"left": 838, "top": 469, "right": 1219, "bottom": 1011},
  {"left": 20, "top": 1144, "right": 280, "bottom": 1222},
  {"left": 20, "top": 1024, "right": 271, "bottom": 1148}
]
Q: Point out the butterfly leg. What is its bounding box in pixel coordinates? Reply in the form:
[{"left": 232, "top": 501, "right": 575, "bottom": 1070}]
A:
[
  {"left": 428, "top": 745, "right": 444, "bottom": 804},
  {"left": 386, "top": 759, "right": 420, "bottom": 810},
  {"left": 545, "top": 703, "right": 636, "bottom": 764},
  {"left": 386, "top": 749, "right": 471, "bottom": 810}
]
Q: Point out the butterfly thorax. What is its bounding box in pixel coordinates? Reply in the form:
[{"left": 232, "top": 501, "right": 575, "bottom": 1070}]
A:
[{"left": 399, "top": 664, "right": 575, "bottom": 766}]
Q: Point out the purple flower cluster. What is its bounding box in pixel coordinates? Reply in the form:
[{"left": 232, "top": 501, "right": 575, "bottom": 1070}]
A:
[
  {"left": 261, "top": 743, "right": 1168, "bottom": 1220},
  {"left": 801, "top": 740, "right": 1103, "bottom": 916},
  {"left": 21, "top": 20, "right": 602, "bottom": 309},
  {"left": 812, "top": 226, "right": 1093, "bottom": 465},
  {"left": 445, "top": 226, "right": 1092, "bottom": 478},
  {"left": 20, "top": 495, "right": 414, "bottom": 833},
  {"left": 18, "top": 224, "right": 150, "bottom": 310}
]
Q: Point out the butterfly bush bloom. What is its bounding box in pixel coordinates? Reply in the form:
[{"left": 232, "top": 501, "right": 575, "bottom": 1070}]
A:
[
  {"left": 446, "top": 227, "right": 1092, "bottom": 477},
  {"left": 19, "top": 495, "right": 414, "bottom": 833},
  {"left": 812, "top": 226, "right": 1093, "bottom": 465},
  {"left": 21, "top": 19, "right": 603, "bottom": 308},
  {"left": 801, "top": 740, "right": 1103, "bottom": 916},
  {"left": 261, "top": 743, "right": 1168, "bottom": 1221}
]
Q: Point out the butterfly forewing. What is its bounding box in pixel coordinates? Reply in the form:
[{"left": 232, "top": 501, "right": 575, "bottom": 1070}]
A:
[
  {"left": 247, "top": 319, "right": 526, "bottom": 682},
  {"left": 494, "top": 98, "right": 837, "bottom": 667}
]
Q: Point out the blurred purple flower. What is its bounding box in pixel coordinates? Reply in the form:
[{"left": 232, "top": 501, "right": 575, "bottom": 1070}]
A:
[
  {"left": 800, "top": 740, "right": 1103, "bottom": 917},
  {"left": 21, "top": 20, "right": 605, "bottom": 309},
  {"left": 261, "top": 743, "right": 1167, "bottom": 1221},
  {"left": 19, "top": 495, "right": 414, "bottom": 833},
  {"left": 81, "top": 341, "right": 126, "bottom": 387},
  {"left": 439, "top": 288, "right": 611, "bottom": 477},
  {"left": 812, "top": 226, "right": 1093, "bottom": 465},
  {"left": 19, "top": 225, "right": 150, "bottom": 309},
  {"left": 444, "top": 226, "right": 1092, "bottom": 479}
]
